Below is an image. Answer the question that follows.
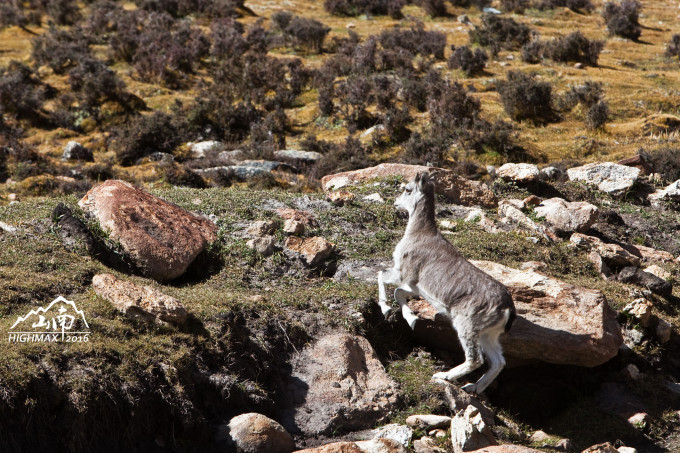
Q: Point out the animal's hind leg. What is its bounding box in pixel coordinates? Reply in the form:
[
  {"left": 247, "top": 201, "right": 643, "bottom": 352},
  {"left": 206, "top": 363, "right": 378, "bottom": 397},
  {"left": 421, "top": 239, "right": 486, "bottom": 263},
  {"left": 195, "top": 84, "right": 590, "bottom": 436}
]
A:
[
  {"left": 467, "top": 325, "right": 507, "bottom": 394},
  {"left": 432, "top": 319, "right": 483, "bottom": 383},
  {"left": 394, "top": 286, "right": 418, "bottom": 329}
]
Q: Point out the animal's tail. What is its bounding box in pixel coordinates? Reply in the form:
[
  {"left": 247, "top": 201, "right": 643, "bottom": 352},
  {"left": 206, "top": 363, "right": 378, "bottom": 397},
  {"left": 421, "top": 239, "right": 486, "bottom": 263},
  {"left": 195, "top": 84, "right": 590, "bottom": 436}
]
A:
[{"left": 504, "top": 307, "right": 516, "bottom": 333}]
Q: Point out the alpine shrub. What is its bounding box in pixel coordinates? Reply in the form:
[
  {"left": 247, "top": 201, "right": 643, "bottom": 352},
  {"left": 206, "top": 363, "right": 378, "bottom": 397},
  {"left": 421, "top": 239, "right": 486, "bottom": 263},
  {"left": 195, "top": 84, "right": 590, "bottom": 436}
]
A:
[
  {"left": 419, "top": 0, "right": 448, "bottom": 17},
  {"left": 666, "top": 34, "right": 680, "bottom": 60},
  {"left": 469, "top": 14, "right": 533, "bottom": 55},
  {"left": 498, "top": 71, "right": 555, "bottom": 123},
  {"left": 114, "top": 112, "right": 183, "bottom": 165},
  {"left": 544, "top": 31, "right": 603, "bottom": 66},
  {"left": 379, "top": 24, "right": 447, "bottom": 60},
  {"left": 31, "top": 26, "right": 91, "bottom": 74},
  {"left": 284, "top": 16, "right": 331, "bottom": 53},
  {"left": 448, "top": 45, "right": 488, "bottom": 76},
  {"left": 603, "top": 0, "right": 641, "bottom": 40},
  {"left": 324, "top": 0, "right": 406, "bottom": 19},
  {"left": 586, "top": 100, "right": 609, "bottom": 130}
]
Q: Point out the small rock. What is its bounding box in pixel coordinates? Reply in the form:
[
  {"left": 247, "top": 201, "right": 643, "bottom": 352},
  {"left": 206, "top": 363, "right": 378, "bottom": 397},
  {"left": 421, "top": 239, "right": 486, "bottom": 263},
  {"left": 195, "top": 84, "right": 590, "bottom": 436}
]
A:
[
  {"left": 92, "top": 273, "right": 188, "bottom": 324},
  {"left": 617, "top": 154, "right": 652, "bottom": 175},
  {"left": 220, "top": 413, "right": 295, "bottom": 453},
  {"left": 626, "top": 364, "right": 641, "bottom": 380},
  {"left": 247, "top": 237, "right": 277, "bottom": 257},
  {"left": 8, "top": 193, "right": 17, "bottom": 201},
  {"left": 523, "top": 195, "right": 542, "bottom": 207},
  {"left": 622, "top": 298, "right": 653, "bottom": 327},
  {"left": 62, "top": 141, "right": 93, "bottom": 161},
  {"left": 567, "top": 162, "right": 640, "bottom": 195},
  {"left": 450, "top": 405, "right": 496, "bottom": 453},
  {"left": 414, "top": 437, "right": 446, "bottom": 453},
  {"left": 283, "top": 219, "right": 305, "bottom": 235},
  {"left": 285, "top": 236, "right": 334, "bottom": 266},
  {"left": 276, "top": 208, "right": 319, "bottom": 227},
  {"left": 656, "top": 318, "right": 672, "bottom": 343},
  {"left": 539, "top": 166, "right": 562, "bottom": 181},
  {"left": 458, "top": 14, "right": 471, "bottom": 24},
  {"left": 627, "top": 412, "right": 649, "bottom": 429},
  {"left": 372, "top": 424, "right": 413, "bottom": 447},
  {"left": 643, "top": 264, "right": 671, "bottom": 281},
  {"left": 617, "top": 267, "right": 673, "bottom": 297},
  {"left": 529, "top": 430, "right": 551, "bottom": 443},
  {"left": 406, "top": 414, "right": 452, "bottom": 430},
  {"left": 274, "top": 149, "right": 322, "bottom": 163},
  {"left": 0, "top": 221, "right": 17, "bottom": 234},
  {"left": 556, "top": 438, "right": 573, "bottom": 451},
  {"left": 148, "top": 151, "right": 174, "bottom": 163},
  {"left": 190, "top": 140, "right": 222, "bottom": 158},
  {"left": 574, "top": 63, "right": 584, "bottom": 69},
  {"left": 327, "top": 191, "right": 356, "bottom": 206},
  {"left": 496, "top": 163, "right": 540, "bottom": 183},
  {"left": 570, "top": 234, "right": 641, "bottom": 269},
  {"left": 520, "top": 261, "right": 548, "bottom": 272},
  {"left": 363, "top": 192, "right": 385, "bottom": 203},
  {"left": 534, "top": 198, "right": 599, "bottom": 235},
  {"left": 293, "top": 439, "right": 406, "bottom": 453},
  {"left": 582, "top": 443, "right": 618, "bottom": 453},
  {"left": 247, "top": 220, "right": 279, "bottom": 236},
  {"left": 617, "top": 447, "right": 638, "bottom": 453},
  {"left": 588, "top": 251, "right": 611, "bottom": 277},
  {"left": 346, "top": 22, "right": 356, "bottom": 28},
  {"left": 218, "top": 149, "right": 244, "bottom": 162},
  {"left": 649, "top": 179, "right": 680, "bottom": 206}
]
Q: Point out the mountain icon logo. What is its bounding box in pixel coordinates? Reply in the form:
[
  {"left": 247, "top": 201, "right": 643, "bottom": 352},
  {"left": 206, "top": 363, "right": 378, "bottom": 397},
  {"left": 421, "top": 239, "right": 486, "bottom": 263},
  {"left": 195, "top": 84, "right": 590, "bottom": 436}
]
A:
[{"left": 9, "top": 296, "right": 90, "bottom": 343}]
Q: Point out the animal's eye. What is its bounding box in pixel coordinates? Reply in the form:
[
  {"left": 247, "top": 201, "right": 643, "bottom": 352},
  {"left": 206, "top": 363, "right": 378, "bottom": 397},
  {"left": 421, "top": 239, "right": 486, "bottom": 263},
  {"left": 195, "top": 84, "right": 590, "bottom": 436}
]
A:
[{"left": 405, "top": 188, "right": 412, "bottom": 194}]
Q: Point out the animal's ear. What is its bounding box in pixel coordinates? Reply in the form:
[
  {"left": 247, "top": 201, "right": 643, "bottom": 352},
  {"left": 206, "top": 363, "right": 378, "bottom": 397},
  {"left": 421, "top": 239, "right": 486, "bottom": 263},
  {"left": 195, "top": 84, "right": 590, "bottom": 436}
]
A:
[
  {"left": 414, "top": 172, "right": 422, "bottom": 184},
  {"left": 418, "top": 172, "right": 430, "bottom": 188}
]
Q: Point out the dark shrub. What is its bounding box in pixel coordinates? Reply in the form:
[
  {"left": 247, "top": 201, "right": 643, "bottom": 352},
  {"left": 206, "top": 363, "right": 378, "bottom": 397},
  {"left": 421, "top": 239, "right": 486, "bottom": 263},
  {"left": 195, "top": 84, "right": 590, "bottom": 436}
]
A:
[
  {"left": 462, "top": 119, "right": 525, "bottom": 160},
  {"left": 335, "top": 75, "right": 374, "bottom": 132},
  {"left": 157, "top": 161, "right": 207, "bottom": 188},
  {"left": 0, "top": 62, "right": 51, "bottom": 126},
  {"left": 135, "top": 0, "right": 243, "bottom": 18},
  {"left": 114, "top": 112, "right": 182, "bottom": 165},
  {"left": 402, "top": 131, "right": 451, "bottom": 166},
  {"left": 272, "top": 11, "right": 293, "bottom": 30},
  {"left": 31, "top": 26, "right": 91, "bottom": 74},
  {"left": 309, "top": 136, "right": 373, "bottom": 178},
  {"left": 648, "top": 147, "right": 680, "bottom": 182},
  {"left": 585, "top": 100, "right": 609, "bottom": 130},
  {"left": 0, "top": 1, "right": 42, "bottom": 28},
  {"left": 501, "top": 0, "right": 529, "bottom": 13},
  {"left": 284, "top": 16, "right": 331, "bottom": 53},
  {"left": 538, "top": 0, "right": 593, "bottom": 12},
  {"left": 68, "top": 58, "right": 126, "bottom": 110},
  {"left": 324, "top": 0, "right": 406, "bottom": 19},
  {"left": 497, "top": 71, "right": 555, "bottom": 123},
  {"left": 180, "top": 94, "right": 262, "bottom": 142},
  {"left": 46, "top": 0, "right": 81, "bottom": 25},
  {"left": 469, "top": 14, "right": 533, "bottom": 55},
  {"left": 400, "top": 71, "right": 429, "bottom": 111},
  {"left": 448, "top": 45, "right": 488, "bottom": 76},
  {"left": 521, "top": 40, "right": 544, "bottom": 63},
  {"left": 449, "top": 0, "right": 491, "bottom": 8},
  {"left": 428, "top": 81, "right": 481, "bottom": 133},
  {"left": 419, "top": 0, "right": 448, "bottom": 17},
  {"left": 210, "top": 18, "right": 248, "bottom": 60},
  {"left": 84, "top": 0, "right": 125, "bottom": 43},
  {"left": 603, "top": 0, "right": 641, "bottom": 40},
  {"left": 666, "top": 34, "right": 680, "bottom": 60},
  {"left": 379, "top": 24, "right": 447, "bottom": 60},
  {"left": 557, "top": 81, "right": 603, "bottom": 111},
  {"left": 543, "top": 31, "right": 603, "bottom": 66}
]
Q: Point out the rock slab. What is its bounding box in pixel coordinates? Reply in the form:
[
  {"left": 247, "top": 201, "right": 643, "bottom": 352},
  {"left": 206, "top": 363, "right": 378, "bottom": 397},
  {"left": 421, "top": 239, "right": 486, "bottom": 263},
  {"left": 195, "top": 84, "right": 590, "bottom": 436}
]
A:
[
  {"left": 450, "top": 405, "right": 496, "bottom": 453},
  {"left": 409, "top": 261, "right": 622, "bottom": 367},
  {"left": 92, "top": 273, "right": 188, "bottom": 324},
  {"left": 79, "top": 180, "right": 217, "bottom": 282},
  {"left": 293, "top": 439, "right": 407, "bottom": 453},
  {"left": 282, "top": 333, "right": 399, "bottom": 436},
  {"left": 321, "top": 163, "right": 497, "bottom": 208},
  {"left": 534, "top": 198, "right": 599, "bottom": 234},
  {"left": 567, "top": 162, "right": 640, "bottom": 194},
  {"left": 221, "top": 412, "right": 295, "bottom": 453}
]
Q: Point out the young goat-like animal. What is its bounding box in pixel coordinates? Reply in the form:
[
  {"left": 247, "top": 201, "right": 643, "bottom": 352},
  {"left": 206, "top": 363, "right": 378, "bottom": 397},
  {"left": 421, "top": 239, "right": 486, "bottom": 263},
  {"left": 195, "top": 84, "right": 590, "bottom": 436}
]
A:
[{"left": 378, "top": 172, "right": 516, "bottom": 394}]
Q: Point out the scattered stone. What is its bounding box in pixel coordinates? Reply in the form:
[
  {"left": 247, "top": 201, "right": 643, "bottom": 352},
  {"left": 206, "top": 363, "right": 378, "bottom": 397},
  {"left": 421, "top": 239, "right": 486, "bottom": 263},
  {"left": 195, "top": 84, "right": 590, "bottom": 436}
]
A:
[
  {"left": 626, "top": 364, "right": 641, "bottom": 380},
  {"left": 190, "top": 140, "right": 222, "bottom": 158},
  {"left": 617, "top": 267, "right": 672, "bottom": 297},
  {"left": 450, "top": 405, "right": 496, "bottom": 453},
  {"left": 414, "top": 437, "right": 446, "bottom": 453},
  {"left": 627, "top": 412, "right": 649, "bottom": 429},
  {"left": 372, "top": 424, "right": 413, "bottom": 447},
  {"left": 520, "top": 261, "right": 547, "bottom": 272},
  {"left": 406, "top": 414, "right": 452, "bottom": 430},
  {"left": 529, "top": 430, "right": 551, "bottom": 444},
  {"left": 434, "top": 380, "right": 495, "bottom": 427},
  {"left": 327, "top": 191, "right": 356, "bottom": 206},
  {"left": 230, "top": 160, "right": 293, "bottom": 179},
  {"left": 7, "top": 193, "right": 17, "bottom": 201},
  {"left": 282, "top": 334, "right": 399, "bottom": 436},
  {"left": 293, "top": 439, "right": 407, "bottom": 453},
  {"left": 567, "top": 162, "right": 640, "bottom": 194},
  {"left": 458, "top": 14, "right": 471, "bottom": 24},
  {"left": 247, "top": 237, "right": 278, "bottom": 257},
  {"left": 617, "top": 447, "right": 638, "bottom": 453},
  {"left": 284, "top": 236, "right": 334, "bottom": 266},
  {"left": 274, "top": 149, "right": 322, "bottom": 163},
  {"left": 283, "top": 219, "right": 305, "bottom": 235},
  {"left": 643, "top": 264, "right": 671, "bottom": 281},
  {"left": 648, "top": 179, "right": 680, "bottom": 206},
  {"left": 62, "top": 141, "right": 93, "bottom": 161},
  {"left": 570, "top": 234, "right": 641, "bottom": 269},
  {"left": 0, "top": 220, "right": 17, "bottom": 234},
  {"left": 360, "top": 124, "right": 387, "bottom": 144},
  {"left": 539, "top": 166, "right": 562, "bottom": 181},
  {"left": 622, "top": 298, "right": 653, "bottom": 327},
  {"left": 468, "top": 447, "right": 544, "bottom": 453},
  {"left": 218, "top": 149, "right": 245, "bottom": 162},
  {"left": 276, "top": 208, "right": 319, "bottom": 227},
  {"left": 555, "top": 439, "right": 573, "bottom": 451},
  {"left": 410, "top": 261, "right": 623, "bottom": 366},
  {"left": 534, "top": 198, "right": 599, "bottom": 235},
  {"left": 623, "top": 244, "right": 675, "bottom": 263},
  {"left": 363, "top": 192, "right": 385, "bottom": 203},
  {"left": 496, "top": 163, "right": 540, "bottom": 183},
  {"left": 219, "top": 413, "right": 295, "bottom": 453},
  {"left": 574, "top": 62, "right": 584, "bottom": 69},
  {"left": 656, "top": 318, "right": 672, "bottom": 343},
  {"left": 523, "top": 195, "right": 542, "bottom": 207},
  {"left": 588, "top": 251, "right": 612, "bottom": 277},
  {"left": 617, "top": 154, "right": 652, "bottom": 174},
  {"left": 92, "top": 273, "right": 188, "bottom": 324},
  {"left": 148, "top": 152, "right": 174, "bottom": 163},
  {"left": 78, "top": 180, "right": 217, "bottom": 282},
  {"left": 582, "top": 443, "right": 618, "bottom": 453},
  {"left": 247, "top": 220, "right": 279, "bottom": 236},
  {"left": 622, "top": 327, "right": 644, "bottom": 348},
  {"left": 321, "top": 163, "right": 497, "bottom": 208}
]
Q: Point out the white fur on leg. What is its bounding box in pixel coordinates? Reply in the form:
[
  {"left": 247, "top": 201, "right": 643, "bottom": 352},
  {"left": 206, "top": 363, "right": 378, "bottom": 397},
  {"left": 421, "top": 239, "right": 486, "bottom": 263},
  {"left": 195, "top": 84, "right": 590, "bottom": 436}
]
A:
[
  {"left": 378, "top": 269, "right": 400, "bottom": 316},
  {"left": 394, "top": 286, "right": 418, "bottom": 330}
]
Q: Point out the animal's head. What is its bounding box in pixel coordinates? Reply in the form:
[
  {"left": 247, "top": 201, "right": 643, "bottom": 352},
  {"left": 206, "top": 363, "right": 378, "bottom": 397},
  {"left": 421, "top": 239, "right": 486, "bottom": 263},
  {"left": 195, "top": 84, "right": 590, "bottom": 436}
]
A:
[{"left": 395, "top": 172, "right": 435, "bottom": 214}]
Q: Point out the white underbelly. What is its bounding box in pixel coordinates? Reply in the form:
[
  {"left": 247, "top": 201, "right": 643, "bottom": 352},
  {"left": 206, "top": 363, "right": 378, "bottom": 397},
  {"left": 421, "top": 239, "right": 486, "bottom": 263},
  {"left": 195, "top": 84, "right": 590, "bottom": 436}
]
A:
[{"left": 417, "top": 287, "right": 450, "bottom": 316}]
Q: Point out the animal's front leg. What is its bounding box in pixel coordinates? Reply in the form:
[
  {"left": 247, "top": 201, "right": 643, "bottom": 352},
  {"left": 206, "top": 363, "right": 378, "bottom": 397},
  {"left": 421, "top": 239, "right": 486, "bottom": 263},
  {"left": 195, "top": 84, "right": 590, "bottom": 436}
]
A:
[
  {"left": 378, "top": 268, "right": 400, "bottom": 316},
  {"left": 394, "top": 285, "right": 419, "bottom": 330}
]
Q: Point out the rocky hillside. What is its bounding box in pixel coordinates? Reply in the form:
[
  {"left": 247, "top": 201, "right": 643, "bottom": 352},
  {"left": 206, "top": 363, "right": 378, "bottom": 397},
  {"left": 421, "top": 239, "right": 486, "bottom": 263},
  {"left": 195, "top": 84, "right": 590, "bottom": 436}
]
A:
[{"left": 2, "top": 159, "right": 680, "bottom": 452}]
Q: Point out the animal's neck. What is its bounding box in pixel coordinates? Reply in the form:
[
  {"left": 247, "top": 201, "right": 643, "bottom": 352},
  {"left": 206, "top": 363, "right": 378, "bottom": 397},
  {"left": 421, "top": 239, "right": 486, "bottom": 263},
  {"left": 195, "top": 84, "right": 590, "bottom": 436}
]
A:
[{"left": 406, "top": 196, "right": 437, "bottom": 235}]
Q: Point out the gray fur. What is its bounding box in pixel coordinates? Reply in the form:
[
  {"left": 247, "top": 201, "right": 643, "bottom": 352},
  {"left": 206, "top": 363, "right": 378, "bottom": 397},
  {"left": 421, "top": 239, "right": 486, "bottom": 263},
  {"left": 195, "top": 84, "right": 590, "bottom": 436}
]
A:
[{"left": 378, "top": 172, "right": 516, "bottom": 394}]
